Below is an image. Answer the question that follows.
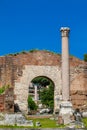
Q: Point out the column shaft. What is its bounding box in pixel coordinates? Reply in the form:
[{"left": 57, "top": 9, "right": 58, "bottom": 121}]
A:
[
  {"left": 62, "top": 36, "right": 70, "bottom": 100},
  {"left": 60, "top": 27, "right": 70, "bottom": 101}
]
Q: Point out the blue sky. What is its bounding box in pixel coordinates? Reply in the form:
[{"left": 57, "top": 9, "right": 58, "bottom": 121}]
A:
[{"left": 0, "top": 0, "right": 87, "bottom": 59}]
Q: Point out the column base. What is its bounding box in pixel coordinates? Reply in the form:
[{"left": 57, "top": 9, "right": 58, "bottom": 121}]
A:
[{"left": 59, "top": 101, "right": 74, "bottom": 124}]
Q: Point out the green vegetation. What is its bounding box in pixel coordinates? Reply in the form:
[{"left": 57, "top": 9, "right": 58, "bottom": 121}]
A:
[
  {"left": 5, "top": 49, "right": 39, "bottom": 56},
  {"left": 0, "top": 117, "right": 86, "bottom": 128},
  {"left": 39, "top": 82, "right": 54, "bottom": 110},
  {"left": 84, "top": 54, "right": 87, "bottom": 62},
  {"left": 32, "top": 77, "right": 54, "bottom": 110},
  {"left": 82, "top": 118, "right": 87, "bottom": 128},
  {"left": 27, "top": 96, "right": 38, "bottom": 110},
  {"left": 0, "top": 85, "right": 10, "bottom": 95},
  {"left": 6, "top": 52, "right": 20, "bottom": 56},
  {"left": 6, "top": 50, "right": 28, "bottom": 56},
  {"left": 32, "top": 77, "right": 50, "bottom": 87},
  {"left": 28, "top": 49, "right": 60, "bottom": 55},
  {"left": 27, "top": 118, "right": 65, "bottom": 128},
  {"left": 29, "top": 49, "right": 39, "bottom": 52},
  {"left": 5, "top": 49, "right": 61, "bottom": 56},
  {"left": 0, "top": 118, "right": 65, "bottom": 128},
  {"left": 42, "top": 49, "right": 60, "bottom": 55}
]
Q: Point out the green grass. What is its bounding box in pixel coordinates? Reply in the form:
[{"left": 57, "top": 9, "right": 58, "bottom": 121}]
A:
[
  {"left": 0, "top": 118, "right": 65, "bottom": 128},
  {"left": 1, "top": 117, "right": 87, "bottom": 128},
  {"left": 26, "top": 118, "right": 65, "bottom": 128}
]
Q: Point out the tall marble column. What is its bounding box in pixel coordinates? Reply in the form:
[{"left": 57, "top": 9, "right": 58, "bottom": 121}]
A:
[{"left": 60, "top": 27, "right": 70, "bottom": 101}]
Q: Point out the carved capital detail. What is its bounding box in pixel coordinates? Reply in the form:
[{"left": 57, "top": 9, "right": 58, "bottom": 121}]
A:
[{"left": 60, "top": 27, "right": 70, "bottom": 37}]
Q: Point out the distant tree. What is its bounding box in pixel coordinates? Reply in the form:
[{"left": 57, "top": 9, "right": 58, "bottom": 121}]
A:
[
  {"left": 32, "top": 77, "right": 50, "bottom": 87},
  {"left": 32, "top": 77, "right": 54, "bottom": 110},
  {"left": 39, "top": 82, "right": 54, "bottom": 110},
  {"left": 27, "top": 96, "right": 37, "bottom": 110},
  {"left": 84, "top": 54, "right": 87, "bottom": 62}
]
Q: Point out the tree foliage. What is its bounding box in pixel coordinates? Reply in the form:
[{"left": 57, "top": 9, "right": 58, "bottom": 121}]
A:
[
  {"left": 84, "top": 54, "right": 87, "bottom": 62},
  {"left": 27, "top": 96, "right": 37, "bottom": 110},
  {"left": 32, "top": 77, "right": 50, "bottom": 87},
  {"left": 32, "top": 77, "right": 54, "bottom": 110},
  {"left": 39, "top": 82, "right": 54, "bottom": 110}
]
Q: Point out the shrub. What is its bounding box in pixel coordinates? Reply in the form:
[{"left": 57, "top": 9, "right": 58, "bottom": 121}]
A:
[
  {"left": 84, "top": 54, "right": 87, "bottom": 62},
  {"left": 29, "top": 49, "right": 39, "bottom": 53},
  {"left": 27, "top": 96, "right": 38, "bottom": 110},
  {"left": 0, "top": 85, "right": 10, "bottom": 94}
]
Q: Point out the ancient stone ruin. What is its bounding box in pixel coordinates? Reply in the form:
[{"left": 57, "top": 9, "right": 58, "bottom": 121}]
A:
[
  {"left": 0, "top": 49, "right": 87, "bottom": 113},
  {"left": 0, "top": 27, "right": 87, "bottom": 114}
]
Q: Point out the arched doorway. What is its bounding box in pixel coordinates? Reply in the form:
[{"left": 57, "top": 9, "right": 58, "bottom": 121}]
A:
[
  {"left": 14, "top": 65, "right": 61, "bottom": 113},
  {"left": 28, "top": 76, "right": 54, "bottom": 114}
]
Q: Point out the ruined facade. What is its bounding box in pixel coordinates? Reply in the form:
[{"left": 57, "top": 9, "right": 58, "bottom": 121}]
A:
[{"left": 0, "top": 50, "right": 87, "bottom": 112}]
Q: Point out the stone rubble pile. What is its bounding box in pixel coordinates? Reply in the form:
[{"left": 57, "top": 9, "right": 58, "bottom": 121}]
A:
[{"left": 0, "top": 113, "right": 34, "bottom": 126}]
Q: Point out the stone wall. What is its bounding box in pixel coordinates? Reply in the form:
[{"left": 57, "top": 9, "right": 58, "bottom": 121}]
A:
[
  {"left": 0, "top": 50, "right": 86, "bottom": 112},
  {"left": 14, "top": 65, "right": 61, "bottom": 112},
  {"left": 0, "top": 95, "right": 4, "bottom": 112},
  {"left": 4, "top": 88, "right": 14, "bottom": 112},
  {"left": 70, "top": 65, "right": 87, "bottom": 109},
  {"left": 0, "top": 51, "right": 84, "bottom": 88},
  {"left": 0, "top": 88, "right": 14, "bottom": 112}
]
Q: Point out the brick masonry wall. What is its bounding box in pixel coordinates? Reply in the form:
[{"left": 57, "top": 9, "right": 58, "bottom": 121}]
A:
[
  {"left": 0, "top": 51, "right": 84, "bottom": 87},
  {"left": 0, "top": 88, "right": 14, "bottom": 112},
  {"left": 0, "top": 50, "right": 86, "bottom": 112},
  {"left": 0, "top": 94, "right": 4, "bottom": 112}
]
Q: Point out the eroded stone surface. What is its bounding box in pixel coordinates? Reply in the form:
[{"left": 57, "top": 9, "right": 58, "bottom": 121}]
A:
[
  {"left": 0, "top": 51, "right": 86, "bottom": 112},
  {"left": 0, "top": 113, "right": 34, "bottom": 126},
  {"left": 14, "top": 65, "right": 61, "bottom": 112}
]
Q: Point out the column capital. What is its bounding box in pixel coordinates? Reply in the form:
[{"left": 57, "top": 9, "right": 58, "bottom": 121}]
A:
[{"left": 60, "top": 27, "right": 70, "bottom": 37}]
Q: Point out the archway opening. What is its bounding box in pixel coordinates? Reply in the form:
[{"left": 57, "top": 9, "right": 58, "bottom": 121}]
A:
[{"left": 28, "top": 76, "right": 54, "bottom": 115}]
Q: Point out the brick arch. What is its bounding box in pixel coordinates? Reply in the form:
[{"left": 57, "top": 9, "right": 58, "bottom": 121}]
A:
[{"left": 14, "top": 65, "right": 61, "bottom": 113}]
